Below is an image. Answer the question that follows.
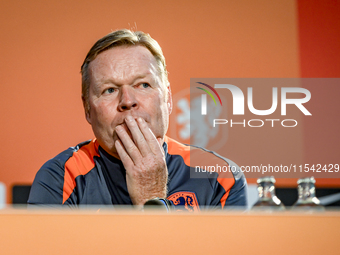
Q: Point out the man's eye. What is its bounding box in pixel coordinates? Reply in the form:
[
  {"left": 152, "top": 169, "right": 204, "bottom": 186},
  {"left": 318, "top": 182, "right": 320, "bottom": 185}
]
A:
[
  {"left": 105, "top": 88, "right": 115, "bottom": 94},
  {"left": 141, "top": 83, "right": 150, "bottom": 88}
]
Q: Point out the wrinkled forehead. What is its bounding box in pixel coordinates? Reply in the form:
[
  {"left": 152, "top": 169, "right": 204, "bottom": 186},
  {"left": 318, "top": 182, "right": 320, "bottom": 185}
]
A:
[{"left": 88, "top": 46, "right": 163, "bottom": 85}]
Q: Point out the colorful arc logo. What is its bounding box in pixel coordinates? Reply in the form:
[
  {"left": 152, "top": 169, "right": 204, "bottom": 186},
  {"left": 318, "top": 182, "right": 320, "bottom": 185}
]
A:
[
  {"left": 196, "top": 82, "right": 222, "bottom": 106},
  {"left": 196, "top": 82, "right": 222, "bottom": 115}
]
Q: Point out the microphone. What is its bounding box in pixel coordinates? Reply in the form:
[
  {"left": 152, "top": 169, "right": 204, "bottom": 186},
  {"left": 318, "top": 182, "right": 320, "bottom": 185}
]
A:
[{"left": 143, "top": 198, "right": 173, "bottom": 212}]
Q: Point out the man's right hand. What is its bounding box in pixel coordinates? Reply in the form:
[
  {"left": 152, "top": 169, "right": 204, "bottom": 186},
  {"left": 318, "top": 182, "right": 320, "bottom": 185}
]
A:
[{"left": 114, "top": 116, "right": 168, "bottom": 207}]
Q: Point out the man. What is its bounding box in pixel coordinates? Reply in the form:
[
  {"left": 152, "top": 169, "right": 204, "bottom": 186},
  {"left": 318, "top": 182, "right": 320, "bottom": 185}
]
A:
[{"left": 28, "top": 29, "right": 247, "bottom": 211}]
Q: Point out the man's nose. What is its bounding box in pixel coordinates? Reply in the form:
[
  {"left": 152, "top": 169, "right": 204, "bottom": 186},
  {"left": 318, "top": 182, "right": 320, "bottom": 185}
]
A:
[{"left": 117, "top": 86, "right": 138, "bottom": 111}]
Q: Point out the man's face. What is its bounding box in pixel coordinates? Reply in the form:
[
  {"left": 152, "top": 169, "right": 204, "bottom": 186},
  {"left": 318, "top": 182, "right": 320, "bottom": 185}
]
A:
[{"left": 85, "top": 46, "right": 172, "bottom": 157}]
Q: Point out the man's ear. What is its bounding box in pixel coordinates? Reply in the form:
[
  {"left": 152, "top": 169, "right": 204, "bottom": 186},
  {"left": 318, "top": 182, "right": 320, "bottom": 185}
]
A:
[
  {"left": 82, "top": 96, "right": 91, "bottom": 124},
  {"left": 166, "top": 84, "right": 173, "bottom": 114}
]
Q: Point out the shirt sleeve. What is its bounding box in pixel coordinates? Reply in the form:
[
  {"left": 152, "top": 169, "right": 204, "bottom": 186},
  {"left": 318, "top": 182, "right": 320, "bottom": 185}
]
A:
[
  {"left": 223, "top": 162, "right": 248, "bottom": 207},
  {"left": 27, "top": 159, "right": 65, "bottom": 206},
  {"left": 209, "top": 158, "right": 248, "bottom": 209},
  {"left": 27, "top": 146, "right": 78, "bottom": 207}
]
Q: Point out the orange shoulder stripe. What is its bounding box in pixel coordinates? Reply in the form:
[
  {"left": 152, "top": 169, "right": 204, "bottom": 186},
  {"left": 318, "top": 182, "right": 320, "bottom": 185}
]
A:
[
  {"left": 63, "top": 139, "right": 99, "bottom": 204},
  {"left": 165, "top": 136, "right": 235, "bottom": 208},
  {"left": 164, "top": 136, "right": 191, "bottom": 165}
]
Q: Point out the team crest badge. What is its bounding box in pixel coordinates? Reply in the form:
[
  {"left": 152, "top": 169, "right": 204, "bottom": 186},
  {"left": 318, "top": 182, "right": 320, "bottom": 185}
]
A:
[{"left": 167, "top": 192, "right": 200, "bottom": 212}]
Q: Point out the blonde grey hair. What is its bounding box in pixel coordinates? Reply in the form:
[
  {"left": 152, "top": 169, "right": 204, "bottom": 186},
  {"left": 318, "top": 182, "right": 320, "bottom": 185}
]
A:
[{"left": 81, "top": 29, "right": 169, "bottom": 114}]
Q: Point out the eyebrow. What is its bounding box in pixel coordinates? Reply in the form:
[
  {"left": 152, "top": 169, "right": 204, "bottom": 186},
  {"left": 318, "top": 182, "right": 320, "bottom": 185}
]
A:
[{"left": 98, "top": 73, "right": 152, "bottom": 87}]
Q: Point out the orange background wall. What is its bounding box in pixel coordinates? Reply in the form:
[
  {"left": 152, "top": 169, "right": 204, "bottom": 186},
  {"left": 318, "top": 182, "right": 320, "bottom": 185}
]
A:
[
  {"left": 0, "top": 0, "right": 339, "bottom": 203},
  {"left": 298, "top": 0, "right": 340, "bottom": 186}
]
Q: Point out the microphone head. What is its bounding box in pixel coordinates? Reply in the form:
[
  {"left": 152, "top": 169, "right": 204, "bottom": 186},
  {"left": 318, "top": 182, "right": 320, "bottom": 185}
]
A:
[{"left": 143, "top": 198, "right": 172, "bottom": 212}]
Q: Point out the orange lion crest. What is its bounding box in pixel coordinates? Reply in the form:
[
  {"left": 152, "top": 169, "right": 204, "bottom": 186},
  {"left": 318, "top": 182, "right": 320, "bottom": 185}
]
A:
[{"left": 168, "top": 192, "right": 200, "bottom": 212}]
